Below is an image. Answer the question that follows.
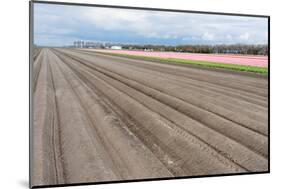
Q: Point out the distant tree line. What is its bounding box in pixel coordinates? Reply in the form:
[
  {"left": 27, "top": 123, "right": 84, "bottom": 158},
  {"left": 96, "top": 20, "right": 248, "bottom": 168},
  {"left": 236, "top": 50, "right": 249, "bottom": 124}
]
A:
[{"left": 121, "top": 44, "right": 268, "bottom": 55}]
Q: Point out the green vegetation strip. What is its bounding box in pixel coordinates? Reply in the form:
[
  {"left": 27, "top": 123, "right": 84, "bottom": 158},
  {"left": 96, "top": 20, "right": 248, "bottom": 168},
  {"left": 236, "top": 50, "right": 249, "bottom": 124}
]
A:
[{"left": 92, "top": 51, "right": 268, "bottom": 75}]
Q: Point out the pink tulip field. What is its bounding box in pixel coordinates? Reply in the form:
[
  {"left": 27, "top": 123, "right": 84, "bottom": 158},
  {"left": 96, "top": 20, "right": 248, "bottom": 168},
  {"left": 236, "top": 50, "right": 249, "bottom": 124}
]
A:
[{"left": 93, "top": 49, "right": 268, "bottom": 68}]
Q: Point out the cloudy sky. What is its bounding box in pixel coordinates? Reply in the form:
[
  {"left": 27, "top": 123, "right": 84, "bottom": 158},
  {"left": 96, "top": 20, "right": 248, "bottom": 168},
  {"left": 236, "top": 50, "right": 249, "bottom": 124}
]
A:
[{"left": 34, "top": 3, "right": 268, "bottom": 47}]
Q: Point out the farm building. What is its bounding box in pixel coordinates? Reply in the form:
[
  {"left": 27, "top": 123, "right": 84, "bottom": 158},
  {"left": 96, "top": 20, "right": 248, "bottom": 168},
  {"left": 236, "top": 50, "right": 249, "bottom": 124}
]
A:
[{"left": 111, "top": 46, "right": 122, "bottom": 50}]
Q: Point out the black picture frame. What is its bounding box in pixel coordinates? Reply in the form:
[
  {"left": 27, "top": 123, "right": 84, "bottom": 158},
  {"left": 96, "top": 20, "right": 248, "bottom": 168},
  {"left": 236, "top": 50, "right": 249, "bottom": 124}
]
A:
[{"left": 29, "top": 1, "right": 270, "bottom": 188}]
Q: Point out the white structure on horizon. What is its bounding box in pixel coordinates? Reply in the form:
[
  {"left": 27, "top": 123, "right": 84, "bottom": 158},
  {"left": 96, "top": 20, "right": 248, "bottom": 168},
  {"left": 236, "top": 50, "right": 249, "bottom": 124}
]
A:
[
  {"left": 111, "top": 46, "right": 122, "bottom": 50},
  {"left": 73, "top": 41, "right": 85, "bottom": 48}
]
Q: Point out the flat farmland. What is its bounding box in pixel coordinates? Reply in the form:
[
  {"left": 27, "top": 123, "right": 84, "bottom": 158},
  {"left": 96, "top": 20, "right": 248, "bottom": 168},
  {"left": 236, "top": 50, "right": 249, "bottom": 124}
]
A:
[
  {"left": 92, "top": 49, "right": 268, "bottom": 67},
  {"left": 32, "top": 48, "right": 268, "bottom": 187}
]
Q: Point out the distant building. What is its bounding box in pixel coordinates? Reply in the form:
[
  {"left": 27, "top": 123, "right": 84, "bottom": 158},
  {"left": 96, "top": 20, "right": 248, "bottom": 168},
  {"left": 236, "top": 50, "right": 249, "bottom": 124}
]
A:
[
  {"left": 111, "top": 46, "right": 122, "bottom": 50},
  {"left": 73, "top": 41, "right": 105, "bottom": 48},
  {"left": 73, "top": 41, "right": 84, "bottom": 48},
  {"left": 84, "top": 41, "right": 102, "bottom": 48},
  {"left": 144, "top": 48, "right": 153, "bottom": 52}
]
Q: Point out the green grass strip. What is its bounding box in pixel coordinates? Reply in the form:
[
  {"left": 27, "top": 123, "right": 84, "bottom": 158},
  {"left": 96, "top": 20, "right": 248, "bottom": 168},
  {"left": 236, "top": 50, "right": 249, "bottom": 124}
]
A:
[{"left": 94, "top": 51, "right": 268, "bottom": 75}]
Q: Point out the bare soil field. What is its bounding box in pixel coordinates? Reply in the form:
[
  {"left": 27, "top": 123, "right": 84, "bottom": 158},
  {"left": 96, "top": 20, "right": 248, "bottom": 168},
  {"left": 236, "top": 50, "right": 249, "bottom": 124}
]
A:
[{"left": 31, "top": 48, "right": 268, "bottom": 187}]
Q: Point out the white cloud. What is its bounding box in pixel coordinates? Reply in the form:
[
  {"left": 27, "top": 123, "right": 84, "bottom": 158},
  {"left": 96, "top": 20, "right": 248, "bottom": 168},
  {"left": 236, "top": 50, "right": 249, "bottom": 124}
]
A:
[
  {"left": 239, "top": 32, "right": 250, "bottom": 40},
  {"left": 202, "top": 33, "right": 215, "bottom": 41},
  {"left": 34, "top": 3, "right": 269, "bottom": 45},
  {"left": 226, "top": 34, "right": 233, "bottom": 40},
  {"left": 81, "top": 7, "right": 267, "bottom": 44},
  {"left": 82, "top": 7, "right": 184, "bottom": 39}
]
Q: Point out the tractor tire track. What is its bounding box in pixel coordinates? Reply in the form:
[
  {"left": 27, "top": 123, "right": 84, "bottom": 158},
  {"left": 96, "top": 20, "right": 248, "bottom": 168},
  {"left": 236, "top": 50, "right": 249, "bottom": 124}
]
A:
[{"left": 32, "top": 48, "right": 268, "bottom": 187}]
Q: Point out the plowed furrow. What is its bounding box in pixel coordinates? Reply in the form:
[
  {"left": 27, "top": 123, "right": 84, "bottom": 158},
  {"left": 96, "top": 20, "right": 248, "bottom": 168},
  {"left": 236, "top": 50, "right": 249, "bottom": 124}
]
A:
[{"left": 32, "top": 48, "right": 268, "bottom": 187}]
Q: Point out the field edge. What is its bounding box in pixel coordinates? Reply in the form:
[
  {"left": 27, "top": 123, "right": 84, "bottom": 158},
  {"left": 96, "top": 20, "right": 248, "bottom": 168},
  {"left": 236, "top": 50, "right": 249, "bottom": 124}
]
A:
[{"left": 89, "top": 51, "right": 268, "bottom": 75}]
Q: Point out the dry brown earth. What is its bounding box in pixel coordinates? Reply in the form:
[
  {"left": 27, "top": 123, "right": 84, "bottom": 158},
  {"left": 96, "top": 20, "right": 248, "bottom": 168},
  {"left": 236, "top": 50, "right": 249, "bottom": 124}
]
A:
[{"left": 31, "top": 48, "right": 268, "bottom": 187}]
